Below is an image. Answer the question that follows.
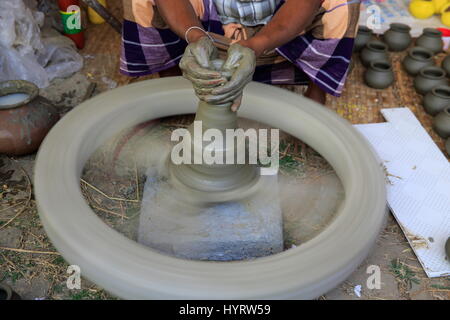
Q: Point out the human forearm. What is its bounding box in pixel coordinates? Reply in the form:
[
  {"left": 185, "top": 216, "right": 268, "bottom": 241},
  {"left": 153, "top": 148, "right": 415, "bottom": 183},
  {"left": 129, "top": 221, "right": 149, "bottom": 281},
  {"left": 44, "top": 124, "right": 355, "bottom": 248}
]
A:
[
  {"left": 241, "top": 0, "right": 322, "bottom": 57},
  {"left": 154, "top": 0, "right": 206, "bottom": 43}
]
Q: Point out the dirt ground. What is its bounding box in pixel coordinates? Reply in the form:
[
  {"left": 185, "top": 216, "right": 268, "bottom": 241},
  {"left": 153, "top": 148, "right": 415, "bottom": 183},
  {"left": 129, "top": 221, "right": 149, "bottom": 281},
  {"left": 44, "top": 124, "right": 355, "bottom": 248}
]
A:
[{"left": 1, "top": 1, "right": 449, "bottom": 299}]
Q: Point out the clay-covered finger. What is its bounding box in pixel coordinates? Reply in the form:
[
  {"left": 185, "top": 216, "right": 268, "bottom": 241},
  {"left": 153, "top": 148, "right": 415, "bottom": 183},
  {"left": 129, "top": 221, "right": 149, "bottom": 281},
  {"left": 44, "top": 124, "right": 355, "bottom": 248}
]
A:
[
  {"left": 182, "top": 59, "right": 222, "bottom": 80},
  {"left": 184, "top": 73, "right": 227, "bottom": 88},
  {"left": 211, "top": 67, "right": 253, "bottom": 95},
  {"left": 202, "top": 84, "right": 244, "bottom": 104}
]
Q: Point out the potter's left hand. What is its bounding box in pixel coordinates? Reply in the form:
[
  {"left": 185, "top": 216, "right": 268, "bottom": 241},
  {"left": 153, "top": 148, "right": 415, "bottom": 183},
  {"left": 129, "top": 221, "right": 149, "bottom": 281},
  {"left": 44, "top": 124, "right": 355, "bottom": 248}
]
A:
[{"left": 202, "top": 43, "right": 256, "bottom": 112}]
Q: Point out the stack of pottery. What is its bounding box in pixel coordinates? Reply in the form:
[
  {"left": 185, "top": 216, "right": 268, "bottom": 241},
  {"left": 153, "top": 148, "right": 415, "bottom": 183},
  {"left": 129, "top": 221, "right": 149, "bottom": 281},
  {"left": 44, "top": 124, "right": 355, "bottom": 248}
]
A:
[
  {"left": 360, "top": 40, "right": 394, "bottom": 89},
  {"left": 402, "top": 28, "right": 445, "bottom": 95},
  {"left": 0, "top": 80, "right": 60, "bottom": 156}
]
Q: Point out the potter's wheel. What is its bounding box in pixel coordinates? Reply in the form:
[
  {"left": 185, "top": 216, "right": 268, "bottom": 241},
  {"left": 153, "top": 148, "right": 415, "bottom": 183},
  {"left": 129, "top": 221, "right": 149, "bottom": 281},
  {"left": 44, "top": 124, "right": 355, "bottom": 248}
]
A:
[{"left": 34, "top": 77, "right": 387, "bottom": 299}]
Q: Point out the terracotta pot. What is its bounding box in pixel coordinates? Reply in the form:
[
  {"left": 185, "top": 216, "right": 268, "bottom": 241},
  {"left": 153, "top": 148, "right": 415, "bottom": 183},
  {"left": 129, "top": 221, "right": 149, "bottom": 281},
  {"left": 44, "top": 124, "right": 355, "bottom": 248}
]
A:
[
  {"left": 423, "top": 85, "right": 450, "bottom": 115},
  {"left": 354, "top": 26, "right": 373, "bottom": 53},
  {"left": 433, "top": 107, "right": 450, "bottom": 138},
  {"left": 0, "top": 80, "right": 60, "bottom": 156},
  {"left": 416, "top": 28, "right": 444, "bottom": 54},
  {"left": 360, "top": 40, "right": 389, "bottom": 67},
  {"left": 414, "top": 66, "right": 448, "bottom": 95},
  {"left": 441, "top": 55, "right": 450, "bottom": 77},
  {"left": 364, "top": 61, "right": 394, "bottom": 89},
  {"left": 403, "top": 47, "right": 435, "bottom": 76},
  {"left": 383, "top": 23, "right": 412, "bottom": 52}
]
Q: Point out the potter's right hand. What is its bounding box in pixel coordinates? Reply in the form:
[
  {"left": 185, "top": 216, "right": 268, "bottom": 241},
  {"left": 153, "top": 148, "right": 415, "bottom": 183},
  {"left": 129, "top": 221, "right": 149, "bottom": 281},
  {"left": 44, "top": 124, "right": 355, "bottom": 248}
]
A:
[{"left": 180, "top": 36, "right": 227, "bottom": 95}]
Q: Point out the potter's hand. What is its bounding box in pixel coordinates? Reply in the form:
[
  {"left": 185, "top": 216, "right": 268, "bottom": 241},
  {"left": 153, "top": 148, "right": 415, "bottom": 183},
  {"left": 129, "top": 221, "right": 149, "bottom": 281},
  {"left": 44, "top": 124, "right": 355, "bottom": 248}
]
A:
[
  {"left": 203, "top": 43, "right": 256, "bottom": 112},
  {"left": 180, "top": 37, "right": 227, "bottom": 95}
]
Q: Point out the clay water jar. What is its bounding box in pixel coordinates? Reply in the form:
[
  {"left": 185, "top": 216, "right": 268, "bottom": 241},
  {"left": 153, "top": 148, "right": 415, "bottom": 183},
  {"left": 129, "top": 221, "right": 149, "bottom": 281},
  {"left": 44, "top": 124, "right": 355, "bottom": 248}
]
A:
[
  {"left": 423, "top": 85, "right": 450, "bottom": 115},
  {"left": 0, "top": 80, "right": 59, "bottom": 156},
  {"left": 360, "top": 40, "right": 389, "bottom": 67},
  {"left": 441, "top": 55, "right": 450, "bottom": 77},
  {"left": 433, "top": 107, "right": 450, "bottom": 138},
  {"left": 403, "top": 47, "right": 435, "bottom": 76},
  {"left": 354, "top": 26, "right": 373, "bottom": 52},
  {"left": 364, "top": 60, "right": 394, "bottom": 89},
  {"left": 416, "top": 28, "right": 444, "bottom": 54},
  {"left": 414, "top": 66, "right": 448, "bottom": 95},
  {"left": 383, "top": 23, "right": 412, "bottom": 52}
]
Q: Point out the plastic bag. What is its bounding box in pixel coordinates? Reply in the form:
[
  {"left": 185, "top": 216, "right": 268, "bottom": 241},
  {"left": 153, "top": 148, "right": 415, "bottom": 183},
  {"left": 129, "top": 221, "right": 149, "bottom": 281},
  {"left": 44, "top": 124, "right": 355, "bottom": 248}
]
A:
[{"left": 0, "top": 0, "right": 83, "bottom": 88}]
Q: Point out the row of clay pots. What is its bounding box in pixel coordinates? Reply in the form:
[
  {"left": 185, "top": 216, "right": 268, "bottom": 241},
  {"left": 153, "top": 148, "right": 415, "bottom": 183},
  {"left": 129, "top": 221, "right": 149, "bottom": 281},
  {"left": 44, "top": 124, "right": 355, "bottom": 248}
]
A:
[
  {"left": 0, "top": 80, "right": 60, "bottom": 156},
  {"left": 355, "top": 25, "right": 450, "bottom": 155}
]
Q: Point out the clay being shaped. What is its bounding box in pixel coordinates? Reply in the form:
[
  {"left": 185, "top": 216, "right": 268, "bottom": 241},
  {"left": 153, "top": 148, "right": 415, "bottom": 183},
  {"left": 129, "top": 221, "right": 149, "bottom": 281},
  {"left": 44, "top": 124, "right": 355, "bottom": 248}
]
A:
[
  {"left": 383, "top": 23, "right": 412, "bottom": 52},
  {"left": 403, "top": 47, "right": 435, "bottom": 76},
  {"left": 354, "top": 26, "right": 373, "bottom": 53},
  {"left": 364, "top": 60, "right": 395, "bottom": 89},
  {"left": 360, "top": 40, "right": 389, "bottom": 68},
  {"left": 441, "top": 55, "right": 450, "bottom": 77},
  {"left": 414, "top": 66, "right": 448, "bottom": 95},
  {"left": 169, "top": 59, "right": 260, "bottom": 204},
  {"left": 0, "top": 80, "right": 59, "bottom": 156},
  {"left": 416, "top": 28, "right": 444, "bottom": 54},
  {"left": 433, "top": 107, "right": 450, "bottom": 138},
  {"left": 423, "top": 85, "right": 450, "bottom": 116}
]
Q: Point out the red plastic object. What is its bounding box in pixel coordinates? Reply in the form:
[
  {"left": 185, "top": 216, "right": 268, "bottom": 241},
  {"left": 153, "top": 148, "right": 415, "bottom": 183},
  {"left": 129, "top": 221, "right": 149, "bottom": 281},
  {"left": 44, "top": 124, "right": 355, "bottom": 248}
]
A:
[
  {"left": 437, "top": 28, "right": 450, "bottom": 37},
  {"left": 58, "top": 0, "right": 85, "bottom": 49}
]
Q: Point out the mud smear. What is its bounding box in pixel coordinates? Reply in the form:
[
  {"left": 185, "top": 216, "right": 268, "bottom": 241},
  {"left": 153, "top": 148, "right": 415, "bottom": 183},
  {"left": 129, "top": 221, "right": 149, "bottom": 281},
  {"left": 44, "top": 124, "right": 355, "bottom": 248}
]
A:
[{"left": 81, "top": 116, "right": 345, "bottom": 258}]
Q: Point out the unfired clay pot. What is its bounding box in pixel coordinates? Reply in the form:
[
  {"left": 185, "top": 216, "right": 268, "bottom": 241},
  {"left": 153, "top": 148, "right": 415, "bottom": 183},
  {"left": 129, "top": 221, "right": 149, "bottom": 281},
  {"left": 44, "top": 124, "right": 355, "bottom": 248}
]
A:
[
  {"left": 433, "top": 107, "right": 450, "bottom": 138},
  {"left": 423, "top": 85, "right": 450, "bottom": 116},
  {"left": 441, "top": 55, "right": 450, "bottom": 77},
  {"left": 416, "top": 28, "right": 444, "bottom": 54},
  {"left": 383, "top": 23, "right": 412, "bottom": 52},
  {"left": 414, "top": 66, "right": 448, "bottom": 95},
  {"left": 0, "top": 80, "right": 59, "bottom": 156},
  {"left": 354, "top": 26, "right": 373, "bottom": 52},
  {"left": 403, "top": 47, "right": 435, "bottom": 76},
  {"left": 360, "top": 40, "right": 389, "bottom": 67},
  {"left": 364, "top": 60, "right": 394, "bottom": 89}
]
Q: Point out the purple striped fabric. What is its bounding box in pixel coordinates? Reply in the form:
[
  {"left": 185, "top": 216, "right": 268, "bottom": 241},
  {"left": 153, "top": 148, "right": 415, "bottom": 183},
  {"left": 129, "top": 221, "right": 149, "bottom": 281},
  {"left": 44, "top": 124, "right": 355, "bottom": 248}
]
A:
[{"left": 121, "top": 0, "right": 358, "bottom": 96}]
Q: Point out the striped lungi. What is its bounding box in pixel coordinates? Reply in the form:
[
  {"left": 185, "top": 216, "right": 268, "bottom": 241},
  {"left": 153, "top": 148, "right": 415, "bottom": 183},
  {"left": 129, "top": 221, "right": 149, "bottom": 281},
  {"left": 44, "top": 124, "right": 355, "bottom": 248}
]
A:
[{"left": 121, "top": 0, "right": 360, "bottom": 96}]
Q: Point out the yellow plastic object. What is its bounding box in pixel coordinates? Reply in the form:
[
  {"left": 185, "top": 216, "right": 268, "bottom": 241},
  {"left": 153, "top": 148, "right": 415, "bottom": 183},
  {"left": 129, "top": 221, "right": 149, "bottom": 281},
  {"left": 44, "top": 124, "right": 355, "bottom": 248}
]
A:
[
  {"left": 441, "top": 3, "right": 450, "bottom": 26},
  {"left": 88, "top": 0, "right": 107, "bottom": 24},
  {"left": 433, "top": 0, "right": 448, "bottom": 14},
  {"left": 409, "top": 0, "right": 437, "bottom": 19}
]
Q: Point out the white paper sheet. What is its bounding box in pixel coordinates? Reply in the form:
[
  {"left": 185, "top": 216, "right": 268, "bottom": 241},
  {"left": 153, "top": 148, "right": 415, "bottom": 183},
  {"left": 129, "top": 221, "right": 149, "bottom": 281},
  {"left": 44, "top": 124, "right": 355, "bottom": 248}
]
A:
[{"left": 355, "top": 108, "right": 450, "bottom": 278}]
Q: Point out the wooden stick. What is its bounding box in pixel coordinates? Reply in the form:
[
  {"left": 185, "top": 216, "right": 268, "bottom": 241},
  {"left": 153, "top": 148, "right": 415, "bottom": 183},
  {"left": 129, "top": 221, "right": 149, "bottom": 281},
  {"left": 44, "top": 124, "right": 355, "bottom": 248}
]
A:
[
  {"left": 81, "top": 0, "right": 122, "bottom": 34},
  {"left": 0, "top": 246, "right": 60, "bottom": 255}
]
